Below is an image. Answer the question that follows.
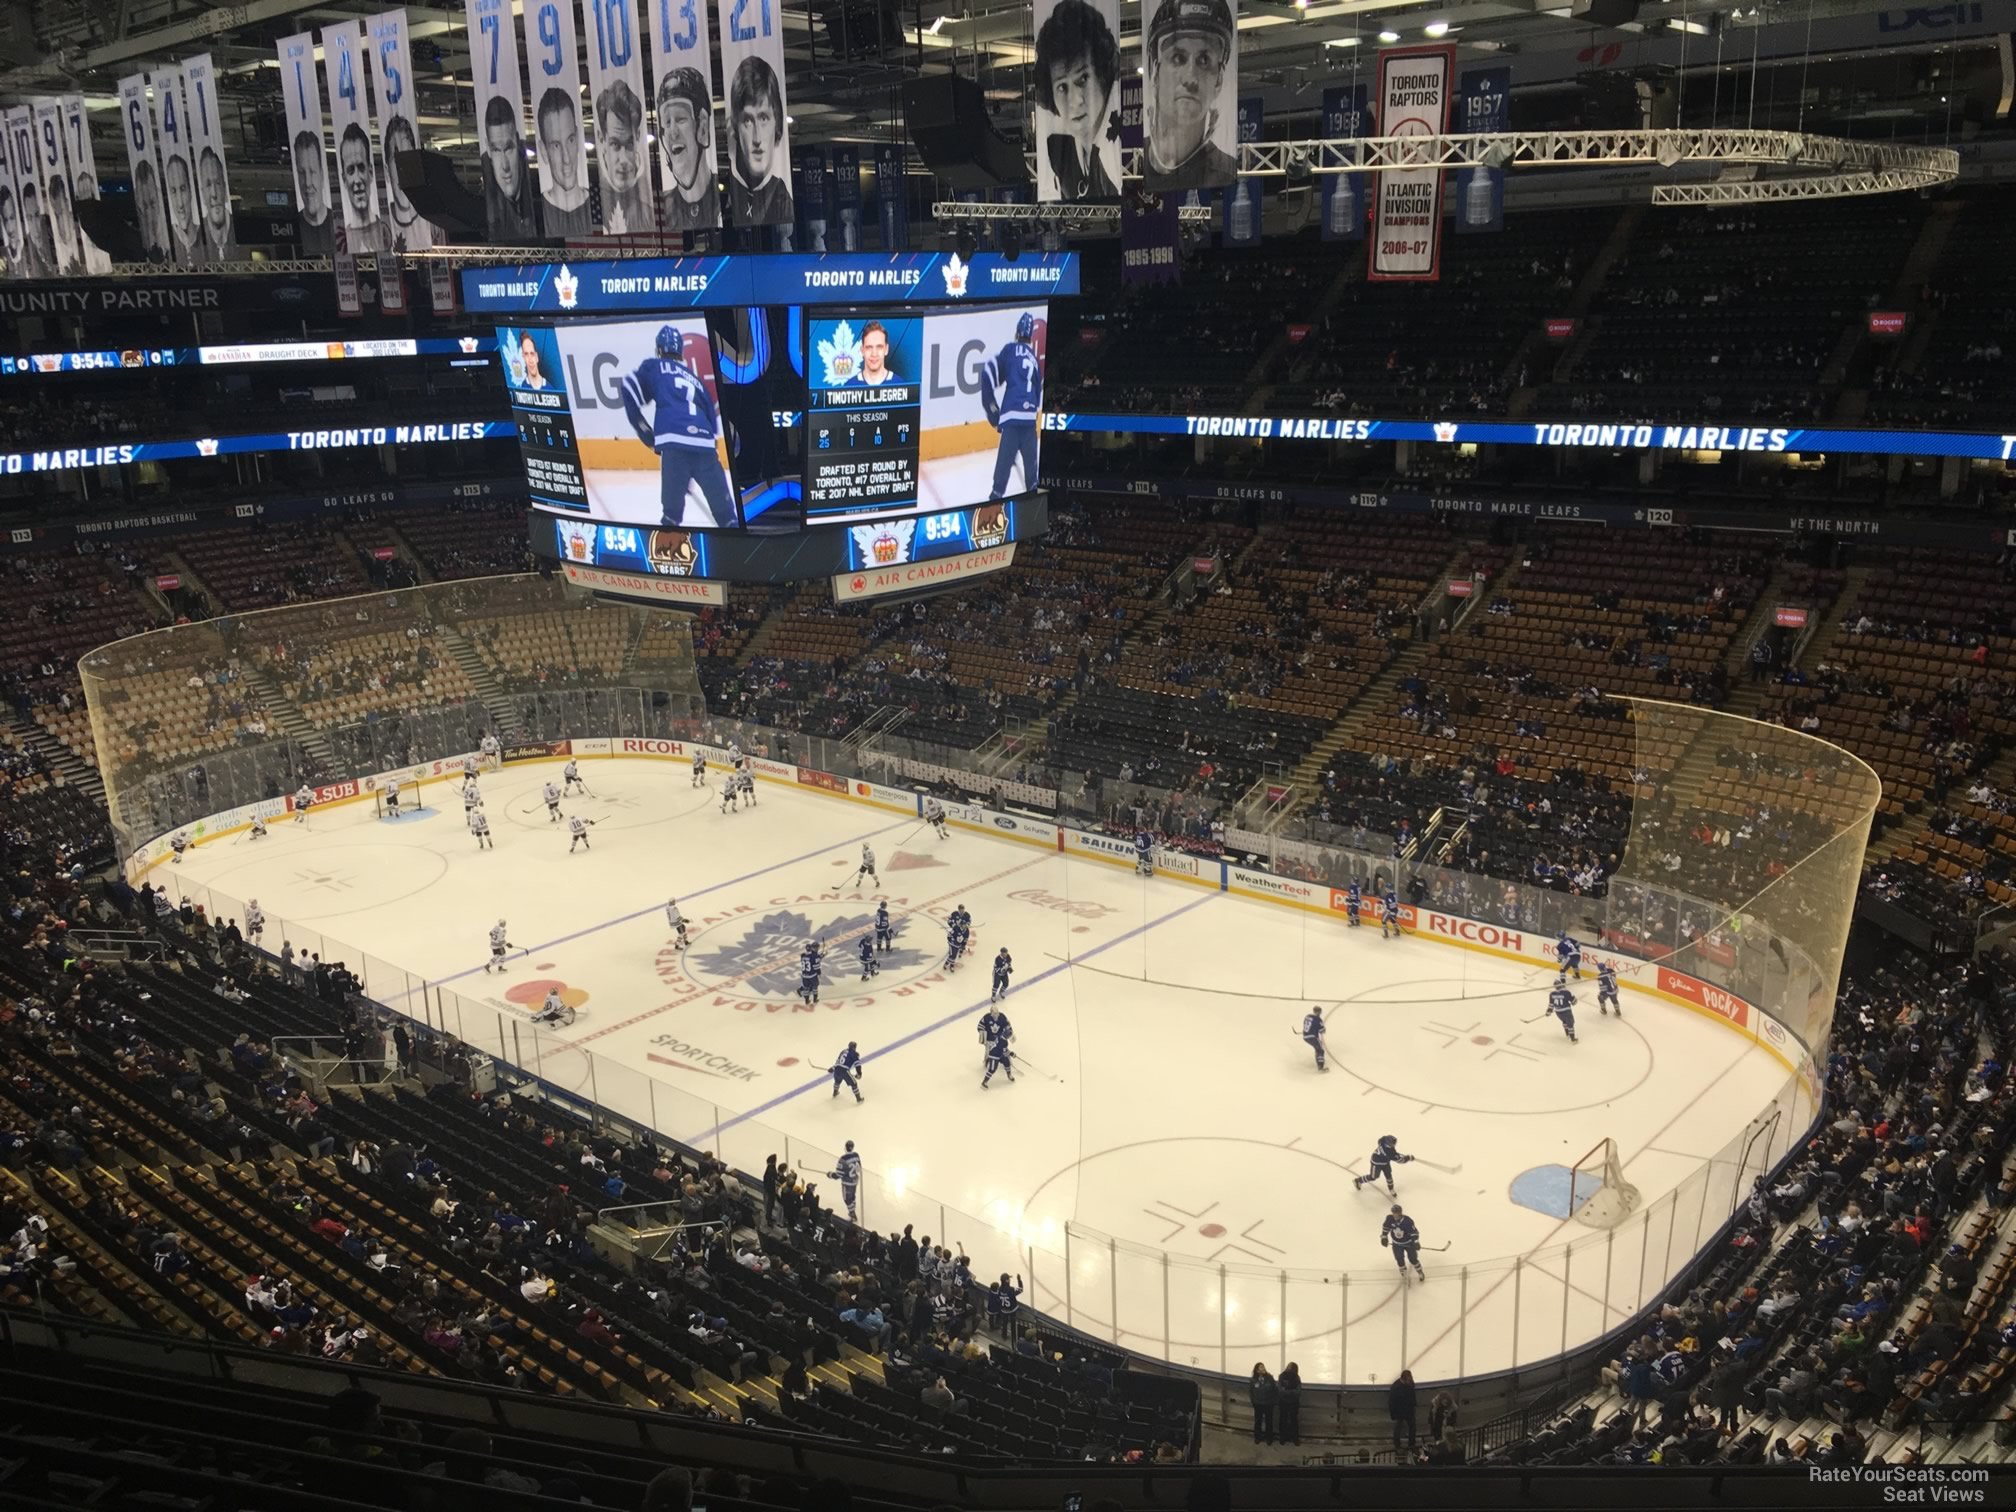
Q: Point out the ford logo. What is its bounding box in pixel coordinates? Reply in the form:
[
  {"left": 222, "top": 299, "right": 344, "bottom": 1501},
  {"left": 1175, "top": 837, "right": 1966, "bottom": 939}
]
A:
[
  {"left": 273, "top": 286, "right": 307, "bottom": 304},
  {"left": 994, "top": 817, "right": 1015, "bottom": 829}
]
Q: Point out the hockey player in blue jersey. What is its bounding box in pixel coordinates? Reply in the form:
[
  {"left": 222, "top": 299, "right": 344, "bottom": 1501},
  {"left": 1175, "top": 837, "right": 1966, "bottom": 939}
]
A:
[
  {"left": 798, "top": 943, "right": 822, "bottom": 1005},
  {"left": 1380, "top": 885, "right": 1402, "bottom": 939},
  {"left": 981, "top": 1027, "right": 1016, "bottom": 1088},
  {"left": 1134, "top": 829, "right": 1154, "bottom": 878},
  {"left": 945, "top": 921, "right": 965, "bottom": 971},
  {"left": 1354, "top": 1134, "right": 1414, "bottom": 1194},
  {"left": 1300, "top": 1008, "right": 1328, "bottom": 1071},
  {"left": 829, "top": 1140, "right": 862, "bottom": 1220},
  {"left": 1345, "top": 880, "right": 1362, "bottom": 927},
  {"left": 979, "top": 311, "right": 1042, "bottom": 499},
  {"left": 1547, "top": 974, "right": 1578, "bottom": 1042},
  {"left": 857, "top": 934, "right": 879, "bottom": 981},
  {"left": 991, "top": 948, "right": 1013, "bottom": 1003},
  {"left": 978, "top": 1007, "right": 1013, "bottom": 1060},
  {"left": 1381, "top": 1204, "right": 1426, "bottom": 1282},
  {"left": 620, "top": 325, "right": 739, "bottom": 528},
  {"left": 830, "top": 1041, "right": 864, "bottom": 1102},
  {"left": 1556, "top": 932, "right": 1583, "bottom": 979},
  {"left": 1596, "top": 959, "right": 1621, "bottom": 1016},
  {"left": 950, "top": 903, "right": 972, "bottom": 935},
  {"left": 874, "top": 901, "right": 894, "bottom": 952}
]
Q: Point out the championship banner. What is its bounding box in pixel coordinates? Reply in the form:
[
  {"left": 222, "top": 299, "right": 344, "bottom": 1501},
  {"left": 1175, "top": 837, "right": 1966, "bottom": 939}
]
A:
[
  {"left": 1, "top": 110, "right": 41, "bottom": 280},
  {"left": 1033, "top": 0, "right": 1123, "bottom": 203},
  {"left": 322, "top": 21, "right": 385, "bottom": 250},
  {"left": 429, "top": 259, "right": 458, "bottom": 313},
  {"left": 148, "top": 67, "right": 202, "bottom": 265},
  {"left": 718, "top": 0, "right": 793, "bottom": 226},
  {"left": 366, "top": 11, "right": 433, "bottom": 251},
  {"left": 1369, "top": 43, "right": 1453, "bottom": 282},
  {"left": 873, "top": 143, "right": 905, "bottom": 249},
  {"left": 29, "top": 100, "right": 81, "bottom": 275},
  {"left": 1455, "top": 66, "right": 1508, "bottom": 234},
  {"left": 1222, "top": 95, "right": 1261, "bottom": 245},
  {"left": 1120, "top": 74, "right": 1143, "bottom": 149},
  {"left": 580, "top": 0, "right": 649, "bottom": 234},
  {"left": 792, "top": 144, "right": 828, "bottom": 250},
  {"left": 182, "top": 55, "right": 237, "bottom": 262},
  {"left": 645, "top": 0, "right": 721, "bottom": 234},
  {"left": 830, "top": 145, "right": 860, "bottom": 249},
  {"left": 1139, "top": 0, "right": 1236, "bottom": 192},
  {"left": 277, "top": 34, "right": 334, "bottom": 254},
  {"left": 519, "top": 0, "right": 593, "bottom": 234},
  {"left": 333, "top": 244, "right": 364, "bottom": 316},
  {"left": 379, "top": 249, "right": 408, "bottom": 313},
  {"left": 117, "top": 75, "right": 170, "bottom": 262},
  {"left": 1120, "top": 188, "right": 1181, "bottom": 286},
  {"left": 1319, "top": 83, "right": 1367, "bottom": 243},
  {"left": 466, "top": 0, "right": 537, "bottom": 240}
]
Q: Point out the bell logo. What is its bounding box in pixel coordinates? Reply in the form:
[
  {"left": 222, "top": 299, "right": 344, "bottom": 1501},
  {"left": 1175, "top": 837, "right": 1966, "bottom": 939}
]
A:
[
  {"left": 554, "top": 265, "right": 580, "bottom": 310},
  {"left": 942, "top": 252, "right": 970, "bottom": 297},
  {"left": 1433, "top": 422, "right": 1458, "bottom": 444}
]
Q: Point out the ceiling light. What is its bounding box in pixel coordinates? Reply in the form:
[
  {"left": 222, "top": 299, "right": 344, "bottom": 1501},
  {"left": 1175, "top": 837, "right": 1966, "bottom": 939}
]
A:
[
  {"left": 923, "top": 13, "right": 948, "bottom": 32},
  {"left": 1325, "top": 35, "right": 1360, "bottom": 46},
  {"left": 1378, "top": 28, "right": 1400, "bottom": 41},
  {"left": 1424, "top": 20, "right": 1449, "bottom": 36}
]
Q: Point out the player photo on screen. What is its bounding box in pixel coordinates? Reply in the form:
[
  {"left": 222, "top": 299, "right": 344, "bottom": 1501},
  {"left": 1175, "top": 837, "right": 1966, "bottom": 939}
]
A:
[
  {"left": 919, "top": 305, "right": 1046, "bottom": 509},
  {"left": 1033, "top": 0, "right": 1124, "bottom": 203},
  {"left": 1139, "top": 0, "right": 1238, "bottom": 192},
  {"left": 555, "top": 318, "right": 740, "bottom": 529},
  {"left": 812, "top": 315, "right": 921, "bottom": 391},
  {"left": 500, "top": 325, "right": 561, "bottom": 395}
]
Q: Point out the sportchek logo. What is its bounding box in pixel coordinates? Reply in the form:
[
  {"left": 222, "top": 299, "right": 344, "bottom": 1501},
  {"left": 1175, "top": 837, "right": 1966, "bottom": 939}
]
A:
[
  {"left": 645, "top": 1035, "right": 762, "bottom": 1082},
  {"left": 1658, "top": 967, "right": 1749, "bottom": 1027},
  {"left": 1411, "top": 909, "right": 1523, "bottom": 953},
  {"left": 619, "top": 738, "right": 685, "bottom": 756}
]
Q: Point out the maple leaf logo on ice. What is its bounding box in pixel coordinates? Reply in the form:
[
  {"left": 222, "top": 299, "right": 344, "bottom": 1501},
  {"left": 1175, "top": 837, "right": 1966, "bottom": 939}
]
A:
[
  {"left": 1433, "top": 422, "right": 1459, "bottom": 444},
  {"left": 691, "top": 908, "right": 928, "bottom": 998},
  {"left": 816, "top": 319, "right": 861, "bottom": 387},
  {"left": 554, "top": 264, "right": 580, "bottom": 310},
  {"left": 196, "top": 438, "right": 221, "bottom": 457},
  {"left": 942, "top": 253, "right": 970, "bottom": 298}
]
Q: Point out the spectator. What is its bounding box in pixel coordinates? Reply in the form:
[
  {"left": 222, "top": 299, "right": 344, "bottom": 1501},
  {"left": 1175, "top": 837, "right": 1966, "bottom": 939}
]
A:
[
  {"left": 1248, "top": 1363, "right": 1277, "bottom": 1444},
  {"left": 1277, "top": 1360, "right": 1303, "bottom": 1445},
  {"left": 1388, "top": 1368, "right": 1417, "bottom": 1452}
]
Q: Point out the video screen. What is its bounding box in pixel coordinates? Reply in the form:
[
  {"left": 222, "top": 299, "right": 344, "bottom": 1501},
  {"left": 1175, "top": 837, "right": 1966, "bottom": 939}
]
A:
[
  {"left": 499, "top": 316, "right": 741, "bottom": 528},
  {"left": 804, "top": 303, "right": 1046, "bottom": 522}
]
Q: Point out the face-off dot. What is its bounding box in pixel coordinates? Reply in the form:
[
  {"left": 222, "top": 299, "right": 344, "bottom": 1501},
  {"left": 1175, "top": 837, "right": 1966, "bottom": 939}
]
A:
[{"left": 1198, "top": 1222, "right": 1226, "bottom": 1238}]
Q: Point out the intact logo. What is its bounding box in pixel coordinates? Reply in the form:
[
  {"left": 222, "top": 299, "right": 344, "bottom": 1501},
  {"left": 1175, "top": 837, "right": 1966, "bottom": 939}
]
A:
[{"left": 673, "top": 905, "right": 933, "bottom": 1005}]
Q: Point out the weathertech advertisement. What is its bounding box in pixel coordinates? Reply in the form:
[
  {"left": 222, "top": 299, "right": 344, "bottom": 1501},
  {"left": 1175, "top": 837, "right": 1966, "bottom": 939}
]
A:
[{"left": 1369, "top": 44, "right": 1454, "bottom": 281}]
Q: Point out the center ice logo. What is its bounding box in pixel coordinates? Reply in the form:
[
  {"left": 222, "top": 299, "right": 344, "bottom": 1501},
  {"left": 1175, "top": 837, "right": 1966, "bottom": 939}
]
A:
[{"left": 688, "top": 907, "right": 933, "bottom": 998}]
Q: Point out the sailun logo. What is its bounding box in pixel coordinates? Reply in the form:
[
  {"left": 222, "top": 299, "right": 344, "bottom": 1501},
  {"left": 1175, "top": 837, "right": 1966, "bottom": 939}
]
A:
[{"left": 691, "top": 908, "right": 930, "bottom": 997}]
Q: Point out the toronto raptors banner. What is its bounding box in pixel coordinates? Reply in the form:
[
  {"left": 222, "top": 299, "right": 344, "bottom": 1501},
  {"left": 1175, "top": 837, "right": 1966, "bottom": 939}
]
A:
[
  {"left": 277, "top": 34, "right": 334, "bottom": 254},
  {"left": 1138, "top": 0, "right": 1237, "bottom": 193},
  {"left": 580, "top": 0, "right": 650, "bottom": 233},
  {"left": 182, "top": 55, "right": 238, "bottom": 261},
  {"left": 1369, "top": 43, "right": 1453, "bottom": 282},
  {"left": 830, "top": 145, "right": 860, "bottom": 249},
  {"left": 519, "top": 0, "right": 594, "bottom": 234},
  {"left": 874, "top": 143, "right": 905, "bottom": 249},
  {"left": 718, "top": 0, "right": 794, "bottom": 225},
  {"left": 149, "top": 68, "right": 201, "bottom": 264},
  {"left": 117, "top": 75, "right": 170, "bottom": 263},
  {"left": 1121, "top": 188, "right": 1181, "bottom": 287},
  {"left": 1454, "top": 66, "right": 1508, "bottom": 235},
  {"left": 322, "top": 21, "right": 385, "bottom": 251},
  {"left": 30, "top": 99, "right": 81, "bottom": 274},
  {"left": 645, "top": 0, "right": 721, "bottom": 234},
  {"left": 465, "top": 0, "right": 537, "bottom": 240},
  {"left": 1032, "top": 0, "right": 1123, "bottom": 203},
  {"left": 1221, "top": 95, "right": 1261, "bottom": 245},
  {"left": 367, "top": 11, "right": 434, "bottom": 251},
  {"left": 1319, "top": 83, "right": 1368, "bottom": 243}
]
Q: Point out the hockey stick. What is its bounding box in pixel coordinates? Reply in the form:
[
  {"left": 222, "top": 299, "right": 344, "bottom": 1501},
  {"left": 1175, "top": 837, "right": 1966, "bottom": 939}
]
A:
[
  {"left": 1413, "top": 1158, "right": 1464, "bottom": 1175},
  {"left": 1010, "top": 1052, "right": 1065, "bottom": 1084},
  {"left": 1421, "top": 1241, "right": 1453, "bottom": 1252}
]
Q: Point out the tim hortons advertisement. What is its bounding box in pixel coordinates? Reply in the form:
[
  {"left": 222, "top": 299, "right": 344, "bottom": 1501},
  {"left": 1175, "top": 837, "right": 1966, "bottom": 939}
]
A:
[
  {"left": 503, "top": 741, "right": 571, "bottom": 763},
  {"left": 796, "top": 767, "right": 847, "bottom": 794},
  {"left": 1656, "top": 966, "right": 1751, "bottom": 1028}
]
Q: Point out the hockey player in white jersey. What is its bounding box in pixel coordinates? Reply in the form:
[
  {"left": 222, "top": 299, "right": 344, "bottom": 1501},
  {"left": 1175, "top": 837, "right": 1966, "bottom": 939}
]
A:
[
  {"left": 533, "top": 987, "right": 575, "bottom": 1026},
  {"left": 690, "top": 751, "right": 708, "bottom": 788},
  {"left": 543, "top": 780, "right": 563, "bottom": 822},
  {"left": 568, "top": 813, "right": 593, "bottom": 852},
  {"left": 666, "top": 898, "right": 688, "bottom": 949},
  {"left": 170, "top": 830, "right": 190, "bottom": 864},
  {"left": 849, "top": 844, "right": 878, "bottom": 888},
  {"left": 562, "top": 758, "right": 586, "bottom": 795},
  {"left": 738, "top": 769, "right": 757, "bottom": 806},
  {"left": 479, "top": 731, "right": 501, "bottom": 768},
  {"left": 463, "top": 779, "right": 483, "bottom": 817},
  {"left": 245, "top": 900, "right": 265, "bottom": 945},
  {"left": 248, "top": 813, "right": 267, "bottom": 841},
  {"left": 462, "top": 755, "right": 479, "bottom": 779},
  {"left": 925, "top": 799, "right": 948, "bottom": 839},
  {"left": 383, "top": 778, "right": 403, "bottom": 818},
  {"left": 470, "top": 809, "right": 494, "bottom": 850},
  {"left": 720, "top": 776, "right": 740, "bottom": 814},
  {"left": 293, "top": 783, "right": 314, "bottom": 823},
  {"left": 485, "top": 920, "right": 513, "bottom": 972}
]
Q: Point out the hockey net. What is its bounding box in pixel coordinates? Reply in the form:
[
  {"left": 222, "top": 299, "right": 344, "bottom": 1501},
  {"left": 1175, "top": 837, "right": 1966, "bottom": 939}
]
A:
[
  {"left": 372, "top": 768, "right": 436, "bottom": 818},
  {"left": 1568, "top": 1137, "right": 1642, "bottom": 1229}
]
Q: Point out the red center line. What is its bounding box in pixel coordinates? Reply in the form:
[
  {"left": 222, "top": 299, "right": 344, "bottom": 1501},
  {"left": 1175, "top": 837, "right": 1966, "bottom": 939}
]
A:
[{"left": 567, "top": 849, "right": 1057, "bottom": 1046}]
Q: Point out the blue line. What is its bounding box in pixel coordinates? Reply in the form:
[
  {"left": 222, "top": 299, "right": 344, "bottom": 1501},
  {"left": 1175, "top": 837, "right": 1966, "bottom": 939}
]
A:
[
  {"left": 391, "top": 813, "right": 917, "bottom": 1001},
  {"left": 684, "top": 889, "right": 1218, "bottom": 1146}
]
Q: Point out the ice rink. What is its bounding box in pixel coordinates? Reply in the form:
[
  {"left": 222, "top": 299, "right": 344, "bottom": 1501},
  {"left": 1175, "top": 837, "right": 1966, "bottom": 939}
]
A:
[{"left": 156, "top": 757, "right": 1808, "bottom": 1384}]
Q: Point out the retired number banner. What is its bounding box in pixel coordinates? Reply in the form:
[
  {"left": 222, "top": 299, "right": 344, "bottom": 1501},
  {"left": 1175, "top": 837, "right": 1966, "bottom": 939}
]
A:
[
  {"left": 520, "top": 0, "right": 594, "bottom": 234},
  {"left": 581, "top": 0, "right": 651, "bottom": 234},
  {"left": 322, "top": 20, "right": 384, "bottom": 252},
  {"left": 182, "top": 55, "right": 237, "bottom": 261},
  {"left": 117, "top": 75, "right": 169, "bottom": 262},
  {"left": 367, "top": 10, "right": 433, "bottom": 251},
  {"left": 465, "top": 0, "right": 537, "bottom": 240},
  {"left": 278, "top": 35, "right": 334, "bottom": 252},
  {"left": 1032, "top": 0, "right": 1123, "bottom": 204},
  {"left": 646, "top": 0, "right": 722, "bottom": 234},
  {"left": 719, "top": 0, "right": 793, "bottom": 226},
  {"left": 1369, "top": 43, "right": 1453, "bottom": 282}
]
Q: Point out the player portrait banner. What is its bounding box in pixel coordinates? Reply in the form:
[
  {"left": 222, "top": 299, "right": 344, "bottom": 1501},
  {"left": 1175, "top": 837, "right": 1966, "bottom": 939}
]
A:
[
  {"left": 1222, "top": 95, "right": 1262, "bottom": 245},
  {"left": 873, "top": 143, "right": 905, "bottom": 249},
  {"left": 1, "top": 110, "right": 39, "bottom": 280},
  {"left": 519, "top": 0, "right": 594, "bottom": 234},
  {"left": 276, "top": 35, "right": 333, "bottom": 254},
  {"left": 1455, "top": 66, "right": 1508, "bottom": 235},
  {"left": 29, "top": 100, "right": 79, "bottom": 276},
  {"left": 1032, "top": 0, "right": 1123, "bottom": 203},
  {"left": 116, "top": 75, "right": 168, "bottom": 263},
  {"left": 830, "top": 145, "right": 861, "bottom": 250},
  {"left": 644, "top": 0, "right": 721, "bottom": 235},
  {"left": 465, "top": 0, "right": 536, "bottom": 241},
  {"left": 580, "top": 0, "right": 650, "bottom": 234},
  {"left": 1139, "top": 0, "right": 1236, "bottom": 193},
  {"left": 1369, "top": 43, "right": 1454, "bottom": 282},
  {"left": 147, "top": 68, "right": 202, "bottom": 265},
  {"left": 181, "top": 55, "right": 237, "bottom": 262},
  {"left": 321, "top": 21, "right": 383, "bottom": 250},
  {"left": 1120, "top": 188, "right": 1181, "bottom": 287},
  {"left": 366, "top": 11, "right": 433, "bottom": 252},
  {"left": 1319, "top": 83, "right": 1368, "bottom": 243},
  {"left": 717, "top": 0, "right": 793, "bottom": 226}
]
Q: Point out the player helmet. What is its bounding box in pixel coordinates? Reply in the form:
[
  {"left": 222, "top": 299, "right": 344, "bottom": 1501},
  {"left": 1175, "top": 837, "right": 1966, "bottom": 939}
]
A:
[
  {"left": 1015, "top": 311, "right": 1036, "bottom": 344},
  {"left": 1390, "top": 1204, "right": 1403, "bottom": 1215},
  {"left": 655, "top": 324, "right": 684, "bottom": 359}
]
